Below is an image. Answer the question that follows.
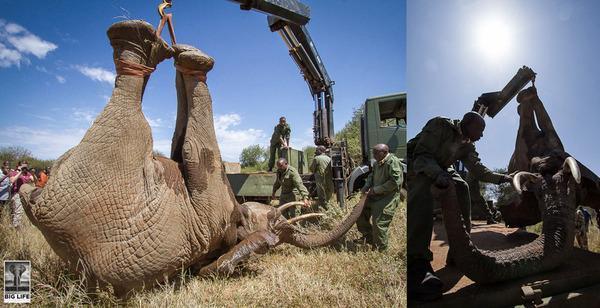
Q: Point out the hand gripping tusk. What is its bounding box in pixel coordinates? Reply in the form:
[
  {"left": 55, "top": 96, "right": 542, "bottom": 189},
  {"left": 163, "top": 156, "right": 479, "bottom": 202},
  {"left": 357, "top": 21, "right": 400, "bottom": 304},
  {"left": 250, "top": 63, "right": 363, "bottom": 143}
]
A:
[{"left": 512, "top": 171, "right": 540, "bottom": 195}]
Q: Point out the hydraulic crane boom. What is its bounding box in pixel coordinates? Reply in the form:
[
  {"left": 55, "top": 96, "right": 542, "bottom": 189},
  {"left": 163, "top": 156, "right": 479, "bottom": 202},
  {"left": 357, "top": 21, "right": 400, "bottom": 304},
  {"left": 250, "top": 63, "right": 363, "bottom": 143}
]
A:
[{"left": 230, "top": 0, "right": 336, "bottom": 146}]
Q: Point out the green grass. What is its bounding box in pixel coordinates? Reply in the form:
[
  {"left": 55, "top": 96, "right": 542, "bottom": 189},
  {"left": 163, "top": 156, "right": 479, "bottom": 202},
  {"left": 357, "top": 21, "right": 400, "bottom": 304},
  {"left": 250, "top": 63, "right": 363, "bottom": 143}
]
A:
[{"left": 0, "top": 198, "right": 406, "bottom": 307}]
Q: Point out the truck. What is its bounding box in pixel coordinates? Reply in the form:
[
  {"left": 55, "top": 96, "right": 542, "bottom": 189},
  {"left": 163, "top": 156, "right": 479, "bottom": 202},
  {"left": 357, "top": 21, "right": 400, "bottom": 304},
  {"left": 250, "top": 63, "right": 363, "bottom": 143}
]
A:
[{"left": 227, "top": 93, "right": 406, "bottom": 204}]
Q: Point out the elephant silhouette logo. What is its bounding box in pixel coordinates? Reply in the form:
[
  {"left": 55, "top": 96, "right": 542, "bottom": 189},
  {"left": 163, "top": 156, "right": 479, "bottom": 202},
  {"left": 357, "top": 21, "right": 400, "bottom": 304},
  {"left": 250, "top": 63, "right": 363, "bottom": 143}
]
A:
[{"left": 3, "top": 260, "right": 31, "bottom": 303}]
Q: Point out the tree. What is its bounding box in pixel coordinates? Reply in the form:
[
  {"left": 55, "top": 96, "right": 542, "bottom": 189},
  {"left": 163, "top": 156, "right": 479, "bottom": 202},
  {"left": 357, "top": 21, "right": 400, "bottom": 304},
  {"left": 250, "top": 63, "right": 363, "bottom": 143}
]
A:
[
  {"left": 239, "top": 145, "right": 268, "bottom": 168},
  {"left": 335, "top": 106, "right": 364, "bottom": 164},
  {"left": 0, "top": 146, "right": 54, "bottom": 170},
  {"left": 482, "top": 167, "right": 519, "bottom": 207}
]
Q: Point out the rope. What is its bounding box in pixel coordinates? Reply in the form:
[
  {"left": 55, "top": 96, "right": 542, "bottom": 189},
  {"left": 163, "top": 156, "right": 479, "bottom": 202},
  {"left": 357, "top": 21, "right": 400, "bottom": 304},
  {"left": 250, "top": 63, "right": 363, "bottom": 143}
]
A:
[
  {"left": 175, "top": 64, "right": 207, "bottom": 82},
  {"left": 114, "top": 59, "right": 155, "bottom": 77}
]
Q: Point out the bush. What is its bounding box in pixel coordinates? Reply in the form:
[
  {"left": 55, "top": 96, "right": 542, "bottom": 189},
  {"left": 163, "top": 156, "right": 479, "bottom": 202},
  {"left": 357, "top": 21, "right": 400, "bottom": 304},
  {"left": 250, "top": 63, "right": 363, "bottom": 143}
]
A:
[
  {"left": 0, "top": 146, "right": 54, "bottom": 171},
  {"left": 335, "top": 107, "right": 364, "bottom": 164},
  {"left": 239, "top": 145, "right": 268, "bottom": 171}
]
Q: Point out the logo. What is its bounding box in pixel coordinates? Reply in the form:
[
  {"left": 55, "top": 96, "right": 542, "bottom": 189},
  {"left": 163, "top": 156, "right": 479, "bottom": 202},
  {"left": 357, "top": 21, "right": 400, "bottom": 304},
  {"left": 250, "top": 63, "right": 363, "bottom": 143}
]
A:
[{"left": 4, "top": 260, "right": 31, "bottom": 303}]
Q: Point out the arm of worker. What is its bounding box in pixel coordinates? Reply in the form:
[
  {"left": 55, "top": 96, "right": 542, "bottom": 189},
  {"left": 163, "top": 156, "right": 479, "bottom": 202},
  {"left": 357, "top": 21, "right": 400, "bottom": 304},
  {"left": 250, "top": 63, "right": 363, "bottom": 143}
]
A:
[
  {"left": 292, "top": 170, "right": 309, "bottom": 199},
  {"left": 271, "top": 179, "right": 281, "bottom": 199},
  {"left": 372, "top": 158, "right": 403, "bottom": 195},
  {"left": 361, "top": 171, "right": 374, "bottom": 193},
  {"left": 292, "top": 170, "right": 310, "bottom": 207},
  {"left": 309, "top": 158, "right": 317, "bottom": 173},
  {"left": 411, "top": 119, "right": 447, "bottom": 179},
  {"left": 461, "top": 145, "right": 510, "bottom": 184}
]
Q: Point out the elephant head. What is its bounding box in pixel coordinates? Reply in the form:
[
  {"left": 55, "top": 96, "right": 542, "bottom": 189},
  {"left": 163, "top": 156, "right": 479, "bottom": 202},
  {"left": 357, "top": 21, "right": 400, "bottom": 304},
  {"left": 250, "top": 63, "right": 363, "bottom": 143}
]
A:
[
  {"left": 433, "top": 86, "right": 591, "bottom": 284},
  {"left": 18, "top": 20, "right": 364, "bottom": 295},
  {"left": 8, "top": 264, "right": 26, "bottom": 287}
]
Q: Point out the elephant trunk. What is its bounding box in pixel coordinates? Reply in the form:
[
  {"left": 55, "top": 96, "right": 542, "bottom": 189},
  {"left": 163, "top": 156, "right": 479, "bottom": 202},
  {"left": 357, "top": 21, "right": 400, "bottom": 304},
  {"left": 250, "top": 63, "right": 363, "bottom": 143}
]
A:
[
  {"left": 434, "top": 170, "right": 577, "bottom": 284},
  {"left": 283, "top": 195, "right": 367, "bottom": 248}
]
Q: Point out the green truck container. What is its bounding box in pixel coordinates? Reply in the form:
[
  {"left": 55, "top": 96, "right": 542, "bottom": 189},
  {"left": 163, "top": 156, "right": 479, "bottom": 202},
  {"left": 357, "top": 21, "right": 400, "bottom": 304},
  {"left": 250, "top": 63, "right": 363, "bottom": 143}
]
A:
[
  {"left": 226, "top": 147, "right": 308, "bottom": 203},
  {"left": 227, "top": 92, "right": 406, "bottom": 203},
  {"left": 347, "top": 92, "right": 407, "bottom": 193}
]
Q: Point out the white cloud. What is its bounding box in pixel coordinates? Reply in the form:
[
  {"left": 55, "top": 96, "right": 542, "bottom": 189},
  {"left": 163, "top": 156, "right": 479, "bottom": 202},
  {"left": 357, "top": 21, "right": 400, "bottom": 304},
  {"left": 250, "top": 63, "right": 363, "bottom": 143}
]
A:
[
  {"left": 0, "top": 42, "right": 22, "bottom": 67},
  {"left": 152, "top": 139, "right": 172, "bottom": 157},
  {"left": 0, "top": 19, "right": 57, "bottom": 68},
  {"left": 74, "top": 65, "right": 115, "bottom": 84},
  {"left": 7, "top": 34, "right": 57, "bottom": 59},
  {"left": 213, "top": 113, "right": 265, "bottom": 162},
  {"left": 72, "top": 108, "right": 98, "bottom": 124},
  {"left": 4, "top": 22, "right": 25, "bottom": 35},
  {"left": 145, "top": 116, "right": 163, "bottom": 128},
  {"left": 56, "top": 75, "right": 66, "bottom": 83},
  {"left": 289, "top": 127, "right": 315, "bottom": 150},
  {"left": 0, "top": 126, "right": 86, "bottom": 160}
]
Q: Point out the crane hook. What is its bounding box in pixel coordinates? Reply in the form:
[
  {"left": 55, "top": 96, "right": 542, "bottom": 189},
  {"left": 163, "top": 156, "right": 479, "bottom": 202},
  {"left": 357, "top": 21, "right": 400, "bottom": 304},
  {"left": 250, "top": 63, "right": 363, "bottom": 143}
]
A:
[{"left": 156, "top": 0, "right": 176, "bottom": 45}]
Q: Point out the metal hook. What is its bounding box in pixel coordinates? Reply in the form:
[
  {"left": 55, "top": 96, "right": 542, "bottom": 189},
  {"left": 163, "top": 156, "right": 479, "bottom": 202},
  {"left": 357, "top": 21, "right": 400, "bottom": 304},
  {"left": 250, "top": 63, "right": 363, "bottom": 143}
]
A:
[{"left": 156, "top": 0, "right": 177, "bottom": 45}]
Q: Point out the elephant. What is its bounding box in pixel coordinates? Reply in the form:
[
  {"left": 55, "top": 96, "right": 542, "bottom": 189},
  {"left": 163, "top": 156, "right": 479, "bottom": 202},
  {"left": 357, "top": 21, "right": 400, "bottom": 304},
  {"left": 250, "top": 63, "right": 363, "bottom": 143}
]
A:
[
  {"left": 18, "top": 20, "right": 366, "bottom": 296},
  {"left": 431, "top": 85, "right": 594, "bottom": 284},
  {"left": 8, "top": 264, "right": 26, "bottom": 288}
]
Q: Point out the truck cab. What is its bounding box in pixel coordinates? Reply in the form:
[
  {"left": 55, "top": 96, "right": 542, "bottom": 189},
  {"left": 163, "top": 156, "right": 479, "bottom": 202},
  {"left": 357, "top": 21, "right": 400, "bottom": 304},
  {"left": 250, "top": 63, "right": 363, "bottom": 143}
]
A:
[{"left": 348, "top": 92, "right": 407, "bottom": 192}]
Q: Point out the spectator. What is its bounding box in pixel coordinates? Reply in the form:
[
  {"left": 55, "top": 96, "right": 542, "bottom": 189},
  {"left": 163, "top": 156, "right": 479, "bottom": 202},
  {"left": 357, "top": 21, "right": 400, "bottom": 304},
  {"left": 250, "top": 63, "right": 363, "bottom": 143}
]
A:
[
  {"left": 8, "top": 162, "right": 34, "bottom": 228},
  {"left": 0, "top": 167, "right": 10, "bottom": 212},
  {"left": 575, "top": 207, "right": 590, "bottom": 250},
  {"left": 36, "top": 168, "right": 48, "bottom": 188}
]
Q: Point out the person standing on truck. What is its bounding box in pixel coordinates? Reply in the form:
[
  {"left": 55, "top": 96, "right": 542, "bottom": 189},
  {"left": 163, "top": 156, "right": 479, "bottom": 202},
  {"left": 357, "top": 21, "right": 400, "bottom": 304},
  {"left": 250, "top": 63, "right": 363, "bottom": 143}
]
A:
[
  {"left": 271, "top": 158, "right": 310, "bottom": 218},
  {"left": 309, "top": 146, "right": 334, "bottom": 210},
  {"left": 267, "top": 117, "right": 291, "bottom": 172},
  {"left": 356, "top": 144, "right": 403, "bottom": 252},
  {"left": 406, "top": 111, "right": 512, "bottom": 301}
]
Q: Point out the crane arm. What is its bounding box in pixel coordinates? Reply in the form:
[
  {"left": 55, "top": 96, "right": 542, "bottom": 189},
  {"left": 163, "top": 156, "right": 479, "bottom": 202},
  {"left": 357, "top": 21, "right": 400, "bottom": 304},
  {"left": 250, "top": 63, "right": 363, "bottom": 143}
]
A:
[{"left": 230, "top": 0, "right": 335, "bottom": 145}]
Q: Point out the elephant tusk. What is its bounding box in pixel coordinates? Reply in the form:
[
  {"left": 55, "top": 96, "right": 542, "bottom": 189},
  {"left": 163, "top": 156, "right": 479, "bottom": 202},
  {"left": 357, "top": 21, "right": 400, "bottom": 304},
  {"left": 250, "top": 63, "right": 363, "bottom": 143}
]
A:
[
  {"left": 512, "top": 171, "right": 541, "bottom": 195},
  {"left": 276, "top": 201, "right": 305, "bottom": 216},
  {"left": 287, "top": 213, "right": 325, "bottom": 225},
  {"left": 562, "top": 157, "right": 581, "bottom": 184}
]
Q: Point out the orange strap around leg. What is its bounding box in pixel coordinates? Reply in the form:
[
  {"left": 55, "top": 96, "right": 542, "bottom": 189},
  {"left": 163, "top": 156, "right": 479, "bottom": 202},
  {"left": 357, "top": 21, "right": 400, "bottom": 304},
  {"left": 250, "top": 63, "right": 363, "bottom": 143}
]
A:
[
  {"left": 114, "top": 59, "right": 155, "bottom": 77},
  {"left": 175, "top": 64, "right": 207, "bottom": 83}
]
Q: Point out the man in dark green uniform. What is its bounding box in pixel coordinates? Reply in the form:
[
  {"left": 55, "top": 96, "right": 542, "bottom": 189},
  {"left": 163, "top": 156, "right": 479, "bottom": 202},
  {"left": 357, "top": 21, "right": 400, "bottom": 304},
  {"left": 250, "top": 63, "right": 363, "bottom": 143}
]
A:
[
  {"left": 407, "top": 112, "right": 512, "bottom": 301},
  {"left": 268, "top": 117, "right": 291, "bottom": 172},
  {"left": 309, "top": 146, "right": 334, "bottom": 209},
  {"left": 271, "top": 158, "right": 310, "bottom": 218},
  {"left": 357, "top": 144, "right": 403, "bottom": 251}
]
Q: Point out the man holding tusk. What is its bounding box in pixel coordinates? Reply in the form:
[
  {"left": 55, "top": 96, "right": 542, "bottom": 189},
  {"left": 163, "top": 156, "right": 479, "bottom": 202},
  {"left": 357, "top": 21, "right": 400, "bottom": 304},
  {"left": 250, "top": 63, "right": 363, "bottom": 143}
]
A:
[
  {"left": 406, "top": 111, "right": 512, "bottom": 301},
  {"left": 272, "top": 158, "right": 310, "bottom": 218},
  {"left": 356, "top": 143, "right": 403, "bottom": 252}
]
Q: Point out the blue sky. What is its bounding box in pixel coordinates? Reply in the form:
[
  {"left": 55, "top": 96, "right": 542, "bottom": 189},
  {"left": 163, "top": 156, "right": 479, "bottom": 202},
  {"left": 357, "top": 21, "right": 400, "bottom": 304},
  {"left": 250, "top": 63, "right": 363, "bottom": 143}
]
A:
[
  {"left": 0, "top": 0, "right": 406, "bottom": 161},
  {"left": 408, "top": 0, "right": 600, "bottom": 172}
]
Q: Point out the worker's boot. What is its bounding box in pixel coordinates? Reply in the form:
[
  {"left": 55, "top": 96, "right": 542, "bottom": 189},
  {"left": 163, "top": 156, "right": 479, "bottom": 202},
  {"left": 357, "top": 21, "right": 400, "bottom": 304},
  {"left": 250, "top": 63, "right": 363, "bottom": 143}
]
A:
[{"left": 408, "top": 259, "right": 443, "bottom": 302}]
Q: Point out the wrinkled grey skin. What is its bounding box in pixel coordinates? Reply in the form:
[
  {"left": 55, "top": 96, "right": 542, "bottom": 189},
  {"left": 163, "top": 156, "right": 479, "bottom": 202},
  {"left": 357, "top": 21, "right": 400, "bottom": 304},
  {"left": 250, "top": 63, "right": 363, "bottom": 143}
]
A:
[
  {"left": 434, "top": 86, "right": 583, "bottom": 284},
  {"left": 18, "top": 20, "right": 365, "bottom": 296}
]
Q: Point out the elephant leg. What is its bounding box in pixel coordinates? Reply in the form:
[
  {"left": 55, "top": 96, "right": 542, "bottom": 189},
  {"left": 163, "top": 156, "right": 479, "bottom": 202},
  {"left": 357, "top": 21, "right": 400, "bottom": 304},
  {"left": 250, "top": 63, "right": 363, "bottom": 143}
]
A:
[
  {"left": 531, "top": 96, "right": 564, "bottom": 151},
  {"left": 509, "top": 91, "right": 539, "bottom": 172},
  {"left": 170, "top": 70, "right": 188, "bottom": 163},
  {"left": 197, "top": 231, "right": 279, "bottom": 276},
  {"left": 172, "top": 44, "right": 240, "bottom": 252}
]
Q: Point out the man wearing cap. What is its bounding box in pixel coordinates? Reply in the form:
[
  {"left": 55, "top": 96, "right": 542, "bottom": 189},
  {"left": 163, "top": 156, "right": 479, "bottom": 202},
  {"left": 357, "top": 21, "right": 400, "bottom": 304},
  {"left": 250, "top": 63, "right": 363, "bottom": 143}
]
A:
[{"left": 407, "top": 111, "right": 512, "bottom": 301}]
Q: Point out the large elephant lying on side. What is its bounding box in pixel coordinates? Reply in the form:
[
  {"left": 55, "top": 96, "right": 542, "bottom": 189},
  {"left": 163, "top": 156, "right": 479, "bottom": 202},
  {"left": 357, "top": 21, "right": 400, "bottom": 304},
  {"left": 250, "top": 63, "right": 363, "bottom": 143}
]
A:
[
  {"left": 432, "top": 86, "right": 599, "bottom": 284},
  {"left": 19, "top": 20, "right": 365, "bottom": 296}
]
